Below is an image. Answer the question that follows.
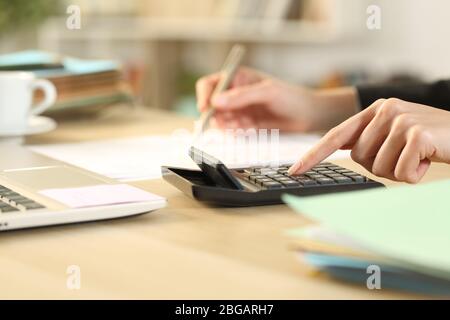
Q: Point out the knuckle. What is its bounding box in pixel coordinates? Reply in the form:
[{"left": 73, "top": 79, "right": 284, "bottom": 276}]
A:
[
  {"left": 385, "top": 97, "right": 401, "bottom": 106},
  {"left": 409, "top": 125, "right": 423, "bottom": 139},
  {"left": 408, "top": 125, "right": 431, "bottom": 145},
  {"left": 377, "top": 98, "right": 401, "bottom": 117},
  {"left": 392, "top": 114, "right": 414, "bottom": 130},
  {"left": 368, "top": 98, "right": 386, "bottom": 111},
  {"left": 375, "top": 98, "right": 386, "bottom": 104}
]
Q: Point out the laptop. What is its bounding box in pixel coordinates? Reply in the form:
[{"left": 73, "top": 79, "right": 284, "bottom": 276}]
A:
[{"left": 0, "top": 145, "right": 166, "bottom": 231}]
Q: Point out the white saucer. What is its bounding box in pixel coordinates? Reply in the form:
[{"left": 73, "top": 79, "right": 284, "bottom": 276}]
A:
[{"left": 0, "top": 116, "right": 57, "bottom": 137}]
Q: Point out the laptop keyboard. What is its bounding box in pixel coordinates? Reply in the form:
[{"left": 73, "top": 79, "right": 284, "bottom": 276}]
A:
[
  {"left": 238, "top": 162, "right": 369, "bottom": 190},
  {"left": 0, "top": 185, "right": 45, "bottom": 213}
]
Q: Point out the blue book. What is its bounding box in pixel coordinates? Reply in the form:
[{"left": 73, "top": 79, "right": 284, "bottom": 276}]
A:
[
  {"left": 0, "top": 50, "right": 120, "bottom": 76},
  {"left": 303, "top": 252, "right": 450, "bottom": 296}
]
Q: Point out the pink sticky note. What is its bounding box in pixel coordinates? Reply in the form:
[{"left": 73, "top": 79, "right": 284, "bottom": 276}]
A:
[{"left": 40, "top": 184, "right": 164, "bottom": 208}]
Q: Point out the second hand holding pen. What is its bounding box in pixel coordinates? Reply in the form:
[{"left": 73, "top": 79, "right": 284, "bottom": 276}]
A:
[{"left": 195, "top": 45, "right": 247, "bottom": 140}]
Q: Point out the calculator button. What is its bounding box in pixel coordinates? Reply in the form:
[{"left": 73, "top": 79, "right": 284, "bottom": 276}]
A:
[
  {"left": 297, "top": 178, "right": 317, "bottom": 186},
  {"left": 327, "top": 173, "right": 344, "bottom": 178},
  {"left": 281, "top": 181, "right": 300, "bottom": 187},
  {"left": 313, "top": 163, "right": 330, "bottom": 168},
  {"left": 336, "top": 169, "right": 352, "bottom": 173},
  {"left": 317, "top": 178, "right": 336, "bottom": 185},
  {"left": 262, "top": 181, "right": 282, "bottom": 189},
  {"left": 351, "top": 175, "right": 366, "bottom": 183},
  {"left": 241, "top": 171, "right": 253, "bottom": 178},
  {"left": 307, "top": 174, "right": 326, "bottom": 179},
  {"left": 276, "top": 177, "right": 293, "bottom": 182},
  {"left": 249, "top": 175, "right": 266, "bottom": 182},
  {"left": 342, "top": 172, "right": 360, "bottom": 177},
  {"left": 255, "top": 178, "right": 273, "bottom": 185},
  {"left": 333, "top": 177, "right": 353, "bottom": 184},
  {"left": 250, "top": 167, "right": 266, "bottom": 173},
  {"left": 260, "top": 169, "right": 278, "bottom": 175}
]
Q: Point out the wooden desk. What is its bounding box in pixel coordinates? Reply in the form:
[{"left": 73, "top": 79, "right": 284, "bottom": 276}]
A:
[{"left": 1, "top": 106, "right": 449, "bottom": 299}]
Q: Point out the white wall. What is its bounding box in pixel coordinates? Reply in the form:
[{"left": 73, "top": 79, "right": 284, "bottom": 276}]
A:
[
  {"left": 247, "top": 0, "right": 450, "bottom": 84},
  {"left": 30, "top": 0, "right": 450, "bottom": 89}
]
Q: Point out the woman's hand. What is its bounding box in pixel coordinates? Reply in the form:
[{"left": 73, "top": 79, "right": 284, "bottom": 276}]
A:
[
  {"left": 288, "top": 98, "right": 450, "bottom": 183},
  {"left": 196, "top": 67, "right": 358, "bottom": 132}
]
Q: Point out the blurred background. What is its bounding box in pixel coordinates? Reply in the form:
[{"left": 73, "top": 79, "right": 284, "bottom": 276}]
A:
[{"left": 1, "top": 0, "right": 449, "bottom": 117}]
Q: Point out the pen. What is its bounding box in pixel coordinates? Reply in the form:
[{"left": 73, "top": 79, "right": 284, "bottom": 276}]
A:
[{"left": 195, "top": 44, "right": 247, "bottom": 137}]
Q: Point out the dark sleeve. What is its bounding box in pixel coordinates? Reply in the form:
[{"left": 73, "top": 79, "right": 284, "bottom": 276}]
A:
[{"left": 356, "top": 80, "right": 450, "bottom": 111}]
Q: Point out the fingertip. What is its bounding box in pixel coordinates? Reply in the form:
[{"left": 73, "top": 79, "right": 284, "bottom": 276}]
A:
[{"left": 288, "top": 160, "right": 303, "bottom": 176}]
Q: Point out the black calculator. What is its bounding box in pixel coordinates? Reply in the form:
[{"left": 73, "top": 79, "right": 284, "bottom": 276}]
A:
[{"left": 161, "top": 147, "right": 384, "bottom": 207}]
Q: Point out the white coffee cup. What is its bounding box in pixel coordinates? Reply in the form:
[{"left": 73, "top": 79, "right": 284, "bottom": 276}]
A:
[{"left": 0, "top": 72, "right": 57, "bottom": 135}]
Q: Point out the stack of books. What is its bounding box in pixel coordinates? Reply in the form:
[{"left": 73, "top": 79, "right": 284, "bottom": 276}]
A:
[
  {"left": 0, "top": 50, "right": 133, "bottom": 113},
  {"left": 283, "top": 180, "right": 450, "bottom": 296}
]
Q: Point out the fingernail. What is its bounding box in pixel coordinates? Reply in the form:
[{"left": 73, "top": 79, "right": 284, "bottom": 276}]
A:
[
  {"left": 212, "top": 95, "right": 227, "bottom": 107},
  {"left": 288, "top": 160, "right": 303, "bottom": 175}
]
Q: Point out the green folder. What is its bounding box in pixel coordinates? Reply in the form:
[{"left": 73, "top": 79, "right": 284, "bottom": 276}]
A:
[{"left": 283, "top": 180, "right": 450, "bottom": 280}]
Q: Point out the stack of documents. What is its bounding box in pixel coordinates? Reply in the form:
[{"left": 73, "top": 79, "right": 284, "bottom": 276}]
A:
[
  {"left": 283, "top": 180, "right": 450, "bottom": 295},
  {"left": 0, "top": 50, "right": 133, "bottom": 112}
]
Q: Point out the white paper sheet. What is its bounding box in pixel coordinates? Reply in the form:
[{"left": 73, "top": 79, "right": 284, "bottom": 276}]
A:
[
  {"left": 40, "top": 184, "right": 165, "bottom": 208},
  {"left": 28, "top": 131, "right": 350, "bottom": 181}
]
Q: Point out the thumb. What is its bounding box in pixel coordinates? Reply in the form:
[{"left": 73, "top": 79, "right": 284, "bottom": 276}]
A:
[{"left": 212, "top": 81, "right": 273, "bottom": 111}]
